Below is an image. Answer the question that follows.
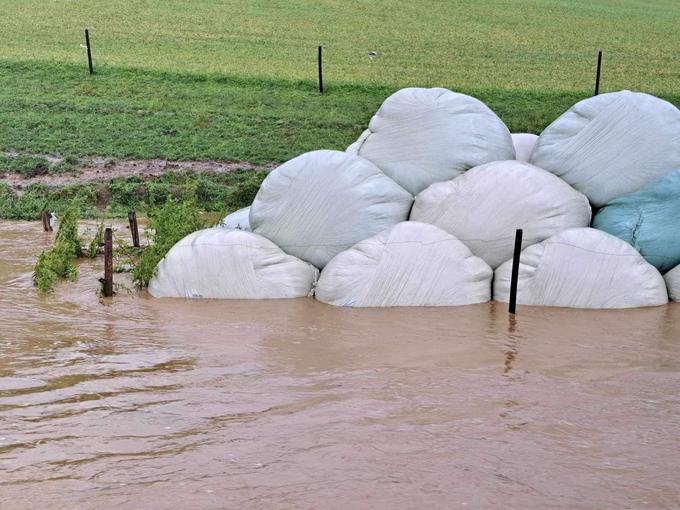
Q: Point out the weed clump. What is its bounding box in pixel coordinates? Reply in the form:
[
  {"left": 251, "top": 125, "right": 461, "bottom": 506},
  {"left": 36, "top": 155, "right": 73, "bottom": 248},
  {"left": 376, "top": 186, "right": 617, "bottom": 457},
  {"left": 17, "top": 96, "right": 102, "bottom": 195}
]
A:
[
  {"left": 0, "top": 170, "right": 265, "bottom": 220},
  {"left": 85, "top": 221, "right": 104, "bottom": 258},
  {"left": 132, "top": 198, "right": 206, "bottom": 287},
  {"left": 33, "top": 206, "right": 82, "bottom": 293}
]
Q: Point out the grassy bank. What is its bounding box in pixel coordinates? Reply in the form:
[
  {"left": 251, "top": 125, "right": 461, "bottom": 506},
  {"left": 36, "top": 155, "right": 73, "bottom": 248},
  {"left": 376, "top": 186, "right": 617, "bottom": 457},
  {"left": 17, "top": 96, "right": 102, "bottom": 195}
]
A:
[{"left": 3, "top": 60, "right": 679, "bottom": 165}]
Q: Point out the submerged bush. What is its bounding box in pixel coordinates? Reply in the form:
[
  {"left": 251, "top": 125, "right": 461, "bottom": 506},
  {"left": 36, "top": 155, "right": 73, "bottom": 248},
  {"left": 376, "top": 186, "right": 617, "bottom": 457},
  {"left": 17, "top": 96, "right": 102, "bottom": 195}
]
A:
[
  {"left": 132, "top": 198, "right": 206, "bottom": 287},
  {"left": 33, "top": 206, "right": 82, "bottom": 293},
  {"left": 85, "top": 221, "right": 104, "bottom": 259}
]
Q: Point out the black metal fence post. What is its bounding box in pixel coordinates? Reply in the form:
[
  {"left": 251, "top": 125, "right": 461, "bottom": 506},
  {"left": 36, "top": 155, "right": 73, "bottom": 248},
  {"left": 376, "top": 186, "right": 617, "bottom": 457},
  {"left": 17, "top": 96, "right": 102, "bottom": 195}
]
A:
[
  {"left": 85, "top": 29, "right": 94, "bottom": 75},
  {"left": 318, "top": 45, "right": 324, "bottom": 94},
  {"left": 509, "top": 229, "right": 523, "bottom": 315},
  {"left": 594, "top": 50, "right": 602, "bottom": 96}
]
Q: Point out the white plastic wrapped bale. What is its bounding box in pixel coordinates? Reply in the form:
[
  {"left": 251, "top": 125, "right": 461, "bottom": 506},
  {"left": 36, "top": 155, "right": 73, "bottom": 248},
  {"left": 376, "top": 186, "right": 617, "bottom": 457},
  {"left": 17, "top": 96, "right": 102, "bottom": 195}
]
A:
[
  {"left": 346, "top": 87, "right": 515, "bottom": 195},
  {"left": 346, "top": 129, "right": 370, "bottom": 155},
  {"left": 148, "top": 228, "right": 318, "bottom": 299},
  {"left": 664, "top": 265, "right": 680, "bottom": 302},
  {"left": 530, "top": 90, "right": 680, "bottom": 207},
  {"left": 250, "top": 150, "right": 413, "bottom": 269},
  {"left": 494, "top": 228, "right": 668, "bottom": 309},
  {"left": 511, "top": 133, "right": 538, "bottom": 162},
  {"left": 220, "top": 206, "right": 251, "bottom": 231},
  {"left": 316, "top": 222, "right": 492, "bottom": 307},
  {"left": 410, "top": 160, "right": 591, "bottom": 268}
]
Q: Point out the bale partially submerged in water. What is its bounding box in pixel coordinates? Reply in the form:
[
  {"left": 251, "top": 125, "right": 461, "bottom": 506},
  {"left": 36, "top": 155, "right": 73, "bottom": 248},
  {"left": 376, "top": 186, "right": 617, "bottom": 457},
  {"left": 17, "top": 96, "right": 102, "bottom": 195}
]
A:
[
  {"left": 664, "top": 265, "right": 680, "bottom": 302},
  {"left": 315, "top": 221, "right": 492, "bottom": 307},
  {"left": 148, "top": 228, "right": 318, "bottom": 299},
  {"left": 494, "top": 228, "right": 668, "bottom": 309},
  {"left": 147, "top": 87, "right": 679, "bottom": 310}
]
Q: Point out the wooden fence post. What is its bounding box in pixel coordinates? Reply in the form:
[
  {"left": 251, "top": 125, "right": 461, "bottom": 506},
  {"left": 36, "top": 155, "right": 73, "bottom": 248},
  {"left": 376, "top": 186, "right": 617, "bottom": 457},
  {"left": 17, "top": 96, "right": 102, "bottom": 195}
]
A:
[
  {"left": 128, "top": 211, "right": 140, "bottom": 248},
  {"left": 103, "top": 227, "right": 113, "bottom": 297}
]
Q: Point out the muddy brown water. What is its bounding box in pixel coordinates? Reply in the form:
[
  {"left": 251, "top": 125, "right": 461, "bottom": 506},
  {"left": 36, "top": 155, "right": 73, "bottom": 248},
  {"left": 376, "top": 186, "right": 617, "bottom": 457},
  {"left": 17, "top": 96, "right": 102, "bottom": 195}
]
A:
[{"left": 1, "top": 220, "right": 679, "bottom": 509}]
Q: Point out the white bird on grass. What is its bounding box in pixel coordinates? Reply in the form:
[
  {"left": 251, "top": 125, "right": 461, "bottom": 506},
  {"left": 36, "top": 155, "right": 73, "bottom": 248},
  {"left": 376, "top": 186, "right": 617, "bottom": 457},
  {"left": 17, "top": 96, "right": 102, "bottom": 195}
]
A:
[{"left": 368, "top": 51, "right": 378, "bottom": 61}]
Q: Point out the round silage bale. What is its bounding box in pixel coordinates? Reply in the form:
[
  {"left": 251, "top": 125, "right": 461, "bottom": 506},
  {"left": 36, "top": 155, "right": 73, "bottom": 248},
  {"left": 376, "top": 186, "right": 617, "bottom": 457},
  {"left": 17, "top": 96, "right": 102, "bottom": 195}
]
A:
[
  {"left": 346, "top": 87, "right": 515, "bottom": 195},
  {"left": 410, "top": 160, "right": 592, "bottom": 268},
  {"left": 592, "top": 169, "right": 680, "bottom": 273},
  {"left": 664, "top": 265, "right": 680, "bottom": 302},
  {"left": 530, "top": 90, "right": 680, "bottom": 207},
  {"left": 493, "top": 228, "right": 668, "bottom": 309},
  {"left": 220, "top": 206, "right": 251, "bottom": 231},
  {"left": 511, "top": 133, "right": 538, "bottom": 162},
  {"left": 148, "top": 228, "right": 318, "bottom": 299},
  {"left": 249, "top": 150, "right": 413, "bottom": 269},
  {"left": 316, "top": 221, "right": 492, "bottom": 307}
]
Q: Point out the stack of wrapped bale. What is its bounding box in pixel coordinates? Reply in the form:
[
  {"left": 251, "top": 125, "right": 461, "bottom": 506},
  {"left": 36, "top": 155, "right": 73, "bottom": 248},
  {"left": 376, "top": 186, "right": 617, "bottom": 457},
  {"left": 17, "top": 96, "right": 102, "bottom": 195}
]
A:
[{"left": 149, "top": 87, "right": 680, "bottom": 309}]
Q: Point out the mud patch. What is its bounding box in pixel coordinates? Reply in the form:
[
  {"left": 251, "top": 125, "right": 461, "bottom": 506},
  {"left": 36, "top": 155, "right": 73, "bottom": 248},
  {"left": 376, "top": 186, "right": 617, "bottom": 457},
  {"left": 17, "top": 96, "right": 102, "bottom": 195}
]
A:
[{"left": 1, "top": 152, "right": 275, "bottom": 191}]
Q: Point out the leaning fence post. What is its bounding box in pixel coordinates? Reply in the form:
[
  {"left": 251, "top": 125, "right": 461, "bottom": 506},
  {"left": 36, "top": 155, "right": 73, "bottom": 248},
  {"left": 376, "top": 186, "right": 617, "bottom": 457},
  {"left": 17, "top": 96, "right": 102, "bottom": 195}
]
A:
[
  {"left": 103, "top": 227, "right": 113, "bottom": 297},
  {"left": 41, "top": 211, "right": 51, "bottom": 232},
  {"left": 509, "top": 229, "right": 523, "bottom": 315},
  {"left": 85, "top": 29, "right": 94, "bottom": 75},
  {"left": 594, "top": 50, "right": 602, "bottom": 96},
  {"left": 317, "top": 45, "right": 324, "bottom": 94},
  {"left": 128, "top": 211, "right": 140, "bottom": 248}
]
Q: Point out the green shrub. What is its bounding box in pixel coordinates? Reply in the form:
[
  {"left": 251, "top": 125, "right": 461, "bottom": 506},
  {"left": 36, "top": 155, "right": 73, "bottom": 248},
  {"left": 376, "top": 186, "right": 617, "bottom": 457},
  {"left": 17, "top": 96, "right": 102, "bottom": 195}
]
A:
[
  {"left": 33, "top": 206, "right": 82, "bottom": 293},
  {"left": 132, "top": 198, "right": 206, "bottom": 287}
]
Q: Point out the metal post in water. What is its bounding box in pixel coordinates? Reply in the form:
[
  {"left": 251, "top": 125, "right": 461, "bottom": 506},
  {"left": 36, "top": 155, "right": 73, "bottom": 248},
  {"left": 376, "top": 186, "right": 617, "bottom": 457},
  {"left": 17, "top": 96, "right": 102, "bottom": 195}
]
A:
[
  {"left": 128, "top": 211, "right": 140, "bottom": 248},
  {"left": 318, "top": 45, "right": 324, "bottom": 94},
  {"left": 103, "top": 227, "right": 113, "bottom": 297},
  {"left": 85, "top": 29, "right": 94, "bottom": 75},
  {"left": 509, "top": 229, "right": 523, "bottom": 315},
  {"left": 594, "top": 50, "right": 602, "bottom": 96}
]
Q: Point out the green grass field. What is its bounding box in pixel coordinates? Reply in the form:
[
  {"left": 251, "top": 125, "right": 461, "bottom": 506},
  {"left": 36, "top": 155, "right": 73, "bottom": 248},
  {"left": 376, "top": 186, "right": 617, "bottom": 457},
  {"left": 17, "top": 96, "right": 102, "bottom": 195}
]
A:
[{"left": 0, "top": 0, "right": 679, "bottom": 217}]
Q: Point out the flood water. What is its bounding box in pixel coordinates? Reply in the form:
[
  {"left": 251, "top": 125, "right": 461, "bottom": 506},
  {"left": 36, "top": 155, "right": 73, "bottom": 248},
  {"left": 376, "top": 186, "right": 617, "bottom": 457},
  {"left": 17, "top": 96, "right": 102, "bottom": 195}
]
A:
[{"left": 1, "top": 220, "right": 679, "bottom": 509}]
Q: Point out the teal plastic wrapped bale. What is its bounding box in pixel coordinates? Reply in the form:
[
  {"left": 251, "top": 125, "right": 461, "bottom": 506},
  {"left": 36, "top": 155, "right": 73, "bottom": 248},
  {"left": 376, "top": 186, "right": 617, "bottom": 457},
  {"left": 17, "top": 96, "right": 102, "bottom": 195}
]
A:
[{"left": 592, "top": 169, "right": 680, "bottom": 273}]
